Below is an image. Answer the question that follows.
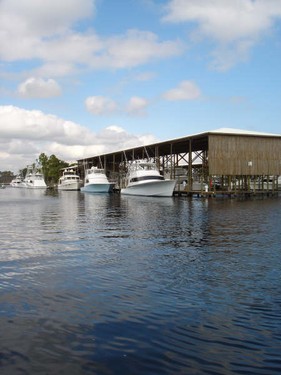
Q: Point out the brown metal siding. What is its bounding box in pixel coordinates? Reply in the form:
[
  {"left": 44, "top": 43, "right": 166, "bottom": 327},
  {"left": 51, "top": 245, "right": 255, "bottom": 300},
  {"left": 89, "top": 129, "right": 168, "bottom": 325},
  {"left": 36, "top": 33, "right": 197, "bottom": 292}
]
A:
[{"left": 208, "top": 135, "right": 281, "bottom": 175}]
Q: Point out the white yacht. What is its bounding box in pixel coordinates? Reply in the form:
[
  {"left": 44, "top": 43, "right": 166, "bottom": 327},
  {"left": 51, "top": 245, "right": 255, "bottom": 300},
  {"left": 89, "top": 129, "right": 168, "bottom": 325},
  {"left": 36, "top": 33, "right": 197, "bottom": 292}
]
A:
[
  {"left": 58, "top": 167, "right": 82, "bottom": 191},
  {"left": 10, "top": 175, "right": 25, "bottom": 188},
  {"left": 121, "top": 161, "right": 176, "bottom": 197},
  {"left": 23, "top": 164, "right": 47, "bottom": 189},
  {"left": 81, "top": 166, "right": 114, "bottom": 193}
]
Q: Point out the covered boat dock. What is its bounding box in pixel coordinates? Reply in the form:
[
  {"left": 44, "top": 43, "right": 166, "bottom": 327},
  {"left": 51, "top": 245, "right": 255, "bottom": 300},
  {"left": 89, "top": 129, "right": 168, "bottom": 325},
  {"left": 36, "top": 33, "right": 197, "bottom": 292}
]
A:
[{"left": 77, "top": 128, "right": 281, "bottom": 197}]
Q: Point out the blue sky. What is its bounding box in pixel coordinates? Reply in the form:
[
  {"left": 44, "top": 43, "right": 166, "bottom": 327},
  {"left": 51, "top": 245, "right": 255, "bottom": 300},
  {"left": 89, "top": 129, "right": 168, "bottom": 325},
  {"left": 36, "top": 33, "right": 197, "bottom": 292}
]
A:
[{"left": 1, "top": 0, "right": 281, "bottom": 172}]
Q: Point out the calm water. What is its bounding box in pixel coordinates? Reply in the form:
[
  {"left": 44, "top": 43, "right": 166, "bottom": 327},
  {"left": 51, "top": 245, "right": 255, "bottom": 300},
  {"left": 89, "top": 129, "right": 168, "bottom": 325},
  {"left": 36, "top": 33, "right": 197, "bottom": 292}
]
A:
[{"left": 0, "top": 188, "right": 281, "bottom": 375}]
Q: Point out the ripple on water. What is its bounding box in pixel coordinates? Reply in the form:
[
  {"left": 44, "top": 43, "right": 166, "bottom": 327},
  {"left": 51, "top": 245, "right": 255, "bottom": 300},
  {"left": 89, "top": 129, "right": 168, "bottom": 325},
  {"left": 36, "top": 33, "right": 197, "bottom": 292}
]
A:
[{"left": 1, "top": 190, "right": 281, "bottom": 374}]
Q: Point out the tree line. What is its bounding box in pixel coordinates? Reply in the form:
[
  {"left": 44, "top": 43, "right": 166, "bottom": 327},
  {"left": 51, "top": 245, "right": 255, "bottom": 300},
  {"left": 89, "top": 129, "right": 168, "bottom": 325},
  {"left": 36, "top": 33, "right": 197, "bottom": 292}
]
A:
[
  {"left": 0, "top": 153, "right": 71, "bottom": 185},
  {"left": 38, "top": 153, "right": 69, "bottom": 185}
]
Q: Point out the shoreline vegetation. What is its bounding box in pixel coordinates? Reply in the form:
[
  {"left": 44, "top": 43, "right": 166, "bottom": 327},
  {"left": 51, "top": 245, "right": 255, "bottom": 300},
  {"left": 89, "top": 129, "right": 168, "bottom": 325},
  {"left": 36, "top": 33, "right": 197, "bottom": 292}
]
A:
[{"left": 0, "top": 153, "right": 69, "bottom": 185}]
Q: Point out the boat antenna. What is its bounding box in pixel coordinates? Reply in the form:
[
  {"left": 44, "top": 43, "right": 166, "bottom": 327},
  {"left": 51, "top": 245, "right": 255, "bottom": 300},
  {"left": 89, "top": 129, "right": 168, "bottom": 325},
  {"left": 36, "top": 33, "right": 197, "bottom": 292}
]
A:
[
  {"left": 99, "top": 156, "right": 104, "bottom": 169},
  {"left": 123, "top": 150, "right": 128, "bottom": 163},
  {"left": 83, "top": 159, "right": 87, "bottom": 174},
  {"left": 144, "top": 146, "right": 150, "bottom": 160}
]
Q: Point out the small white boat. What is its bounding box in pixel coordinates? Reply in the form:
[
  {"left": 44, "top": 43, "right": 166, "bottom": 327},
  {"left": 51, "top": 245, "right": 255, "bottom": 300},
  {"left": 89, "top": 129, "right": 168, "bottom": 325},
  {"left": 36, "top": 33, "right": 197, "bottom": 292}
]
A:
[
  {"left": 58, "top": 167, "right": 82, "bottom": 191},
  {"left": 81, "top": 166, "right": 114, "bottom": 193},
  {"left": 23, "top": 164, "right": 47, "bottom": 189},
  {"left": 121, "top": 161, "right": 176, "bottom": 197},
  {"left": 10, "top": 175, "right": 25, "bottom": 188}
]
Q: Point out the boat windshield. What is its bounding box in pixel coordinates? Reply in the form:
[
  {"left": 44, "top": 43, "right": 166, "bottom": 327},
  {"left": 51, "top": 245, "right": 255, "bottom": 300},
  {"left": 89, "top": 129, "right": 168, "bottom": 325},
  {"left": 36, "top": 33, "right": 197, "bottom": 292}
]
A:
[
  {"left": 130, "top": 163, "right": 157, "bottom": 171},
  {"left": 88, "top": 168, "right": 105, "bottom": 174},
  {"left": 34, "top": 174, "right": 43, "bottom": 180},
  {"left": 141, "top": 164, "right": 157, "bottom": 170},
  {"left": 130, "top": 175, "right": 164, "bottom": 183}
]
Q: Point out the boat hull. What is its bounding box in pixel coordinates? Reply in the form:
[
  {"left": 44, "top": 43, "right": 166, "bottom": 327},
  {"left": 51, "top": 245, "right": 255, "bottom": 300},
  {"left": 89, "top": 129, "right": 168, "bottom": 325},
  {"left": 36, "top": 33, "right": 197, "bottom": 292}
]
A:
[
  {"left": 10, "top": 183, "right": 25, "bottom": 188},
  {"left": 121, "top": 180, "right": 176, "bottom": 197},
  {"left": 23, "top": 182, "right": 47, "bottom": 189},
  {"left": 58, "top": 181, "right": 82, "bottom": 191},
  {"left": 81, "top": 183, "right": 114, "bottom": 193}
]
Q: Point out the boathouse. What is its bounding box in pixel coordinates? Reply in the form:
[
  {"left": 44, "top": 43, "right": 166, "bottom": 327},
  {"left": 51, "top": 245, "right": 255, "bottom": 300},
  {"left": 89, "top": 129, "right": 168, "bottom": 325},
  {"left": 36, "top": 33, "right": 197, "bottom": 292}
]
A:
[{"left": 77, "top": 128, "right": 281, "bottom": 195}]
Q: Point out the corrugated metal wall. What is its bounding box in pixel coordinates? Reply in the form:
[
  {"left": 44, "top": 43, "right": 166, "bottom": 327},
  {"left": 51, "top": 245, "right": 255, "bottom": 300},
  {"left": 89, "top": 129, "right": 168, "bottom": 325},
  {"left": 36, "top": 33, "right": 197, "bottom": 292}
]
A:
[{"left": 208, "top": 135, "right": 281, "bottom": 175}]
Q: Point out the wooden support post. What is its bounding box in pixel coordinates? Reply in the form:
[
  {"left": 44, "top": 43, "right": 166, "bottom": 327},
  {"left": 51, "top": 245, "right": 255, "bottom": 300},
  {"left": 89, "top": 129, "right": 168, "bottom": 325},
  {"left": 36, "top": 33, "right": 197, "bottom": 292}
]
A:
[{"left": 188, "top": 140, "right": 192, "bottom": 191}]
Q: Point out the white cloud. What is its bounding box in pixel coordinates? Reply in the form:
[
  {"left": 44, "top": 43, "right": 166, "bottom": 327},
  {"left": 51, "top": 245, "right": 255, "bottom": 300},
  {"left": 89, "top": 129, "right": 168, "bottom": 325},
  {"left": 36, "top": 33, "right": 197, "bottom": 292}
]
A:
[
  {"left": 0, "top": 0, "right": 95, "bottom": 39},
  {"left": 0, "top": 105, "right": 94, "bottom": 144},
  {"left": 0, "top": 0, "right": 95, "bottom": 61},
  {"left": 0, "top": 0, "right": 183, "bottom": 76},
  {"left": 97, "top": 126, "right": 158, "bottom": 151},
  {"left": 163, "top": 80, "right": 201, "bottom": 101},
  {"left": 0, "top": 105, "right": 158, "bottom": 172},
  {"left": 17, "top": 77, "right": 62, "bottom": 98},
  {"left": 106, "top": 125, "right": 125, "bottom": 133},
  {"left": 127, "top": 96, "right": 149, "bottom": 115},
  {"left": 85, "top": 95, "right": 150, "bottom": 116},
  {"left": 85, "top": 96, "right": 118, "bottom": 115},
  {"left": 163, "top": 0, "right": 281, "bottom": 69},
  {"left": 94, "top": 30, "right": 183, "bottom": 69}
]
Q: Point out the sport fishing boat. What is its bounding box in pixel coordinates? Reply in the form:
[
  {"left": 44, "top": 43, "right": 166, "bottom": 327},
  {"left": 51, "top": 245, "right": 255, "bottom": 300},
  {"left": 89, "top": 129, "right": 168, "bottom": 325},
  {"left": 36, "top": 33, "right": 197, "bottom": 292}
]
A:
[
  {"left": 121, "top": 161, "right": 176, "bottom": 197},
  {"left": 23, "top": 164, "right": 47, "bottom": 189},
  {"left": 57, "top": 167, "right": 82, "bottom": 191},
  {"left": 81, "top": 166, "right": 114, "bottom": 193},
  {"left": 10, "top": 175, "right": 25, "bottom": 188}
]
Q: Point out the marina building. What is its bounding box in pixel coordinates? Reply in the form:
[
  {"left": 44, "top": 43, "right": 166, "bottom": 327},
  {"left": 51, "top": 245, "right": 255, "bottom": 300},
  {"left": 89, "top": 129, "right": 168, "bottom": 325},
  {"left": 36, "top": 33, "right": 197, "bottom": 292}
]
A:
[{"left": 77, "top": 128, "right": 281, "bottom": 196}]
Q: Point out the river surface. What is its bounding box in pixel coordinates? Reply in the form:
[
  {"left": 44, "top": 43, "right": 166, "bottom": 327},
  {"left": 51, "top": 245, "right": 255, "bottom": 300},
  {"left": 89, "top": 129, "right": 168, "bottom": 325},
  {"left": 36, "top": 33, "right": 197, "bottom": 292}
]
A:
[{"left": 0, "top": 188, "right": 281, "bottom": 375}]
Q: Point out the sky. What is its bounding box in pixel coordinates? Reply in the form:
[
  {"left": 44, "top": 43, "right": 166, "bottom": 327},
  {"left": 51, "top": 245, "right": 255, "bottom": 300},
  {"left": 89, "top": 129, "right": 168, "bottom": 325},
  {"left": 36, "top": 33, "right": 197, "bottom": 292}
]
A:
[{"left": 1, "top": 0, "right": 281, "bottom": 172}]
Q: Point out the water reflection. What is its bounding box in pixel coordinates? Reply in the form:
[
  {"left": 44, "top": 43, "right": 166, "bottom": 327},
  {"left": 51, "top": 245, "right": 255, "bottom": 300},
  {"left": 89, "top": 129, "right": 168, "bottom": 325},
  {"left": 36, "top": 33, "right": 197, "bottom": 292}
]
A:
[{"left": 1, "top": 188, "right": 281, "bottom": 375}]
